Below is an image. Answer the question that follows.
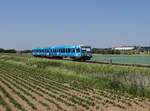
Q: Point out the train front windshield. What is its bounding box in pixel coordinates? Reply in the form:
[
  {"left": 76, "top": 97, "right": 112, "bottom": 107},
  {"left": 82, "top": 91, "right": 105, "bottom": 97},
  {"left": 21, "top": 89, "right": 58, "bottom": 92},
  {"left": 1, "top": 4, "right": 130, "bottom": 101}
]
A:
[{"left": 81, "top": 46, "right": 91, "bottom": 53}]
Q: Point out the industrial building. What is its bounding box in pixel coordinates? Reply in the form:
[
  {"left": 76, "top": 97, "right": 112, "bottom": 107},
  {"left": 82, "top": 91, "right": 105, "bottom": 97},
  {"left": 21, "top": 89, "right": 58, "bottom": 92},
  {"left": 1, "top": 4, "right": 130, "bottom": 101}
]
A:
[{"left": 112, "top": 46, "right": 136, "bottom": 51}]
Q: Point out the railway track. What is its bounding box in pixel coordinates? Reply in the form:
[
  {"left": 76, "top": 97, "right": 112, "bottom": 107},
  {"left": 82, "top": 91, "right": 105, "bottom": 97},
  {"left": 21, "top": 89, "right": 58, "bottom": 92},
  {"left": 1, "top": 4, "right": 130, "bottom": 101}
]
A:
[
  {"left": 36, "top": 57, "right": 150, "bottom": 68},
  {"left": 86, "top": 60, "right": 150, "bottom": 68}
]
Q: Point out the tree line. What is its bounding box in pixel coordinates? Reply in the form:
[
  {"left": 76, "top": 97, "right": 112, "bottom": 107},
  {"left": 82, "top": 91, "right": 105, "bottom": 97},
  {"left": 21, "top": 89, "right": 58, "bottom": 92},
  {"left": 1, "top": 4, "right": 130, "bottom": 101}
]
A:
[
  {"left": 0, "top": 48, "right": 16, "bottom": 53},
  {"left": 0, "top": 48, "right": 32, "bottom": 53}
]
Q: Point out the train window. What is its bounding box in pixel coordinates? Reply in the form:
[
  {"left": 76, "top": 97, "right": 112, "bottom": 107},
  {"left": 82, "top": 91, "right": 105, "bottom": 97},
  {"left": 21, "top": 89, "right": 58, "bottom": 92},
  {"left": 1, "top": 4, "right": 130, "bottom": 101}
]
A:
[
  {"left": 72, "top": 49, "right": 75, "bottom": 53},
  {"left": 68, "top": 48, "right": 71, "bottom": 53},
  {"left": 64, "top": 48, "right": 66, "bottom": 53},
  {"left": 63, "top": 48, "right": 65, "bottom": 53},
  {"left": 67, "top": 48, "right": 69, "bottom": 53},
  {"left": 76, "top": 48, "right": 80, "bottom": 53}
]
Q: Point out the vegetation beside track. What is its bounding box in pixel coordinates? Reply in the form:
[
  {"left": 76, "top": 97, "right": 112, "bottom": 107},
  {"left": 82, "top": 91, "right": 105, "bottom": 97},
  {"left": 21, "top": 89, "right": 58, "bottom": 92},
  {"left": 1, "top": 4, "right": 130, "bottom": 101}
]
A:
[
  {"left": 0, "top": 53, "right": 150, "bottom": 98},
  {"left": 0, "top": 53, "right": 150, "bottom": 111}
]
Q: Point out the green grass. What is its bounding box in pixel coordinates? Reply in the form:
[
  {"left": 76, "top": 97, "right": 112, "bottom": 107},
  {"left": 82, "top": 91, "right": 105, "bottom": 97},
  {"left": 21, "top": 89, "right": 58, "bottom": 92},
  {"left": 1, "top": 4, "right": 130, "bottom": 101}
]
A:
[{"left": 0, "top": 53, "right": 150, "bottom": 99}]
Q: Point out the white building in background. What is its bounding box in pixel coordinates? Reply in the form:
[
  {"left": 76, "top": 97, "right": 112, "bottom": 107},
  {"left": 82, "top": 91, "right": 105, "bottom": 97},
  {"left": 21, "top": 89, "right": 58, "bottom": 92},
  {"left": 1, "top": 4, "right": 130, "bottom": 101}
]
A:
[{"left": 112, "top": 46, "right": 136, "bottom": 51}]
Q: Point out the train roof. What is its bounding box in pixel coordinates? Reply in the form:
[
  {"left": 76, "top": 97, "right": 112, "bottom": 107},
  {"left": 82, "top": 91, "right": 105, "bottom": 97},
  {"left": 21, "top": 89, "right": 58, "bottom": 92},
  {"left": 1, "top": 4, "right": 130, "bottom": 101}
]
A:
[
  {"left": 32, "top": 45, "right": 91, "bottom": 50},
  {"left": 47, "top": 45, "right": 81, "bottom": 48}
]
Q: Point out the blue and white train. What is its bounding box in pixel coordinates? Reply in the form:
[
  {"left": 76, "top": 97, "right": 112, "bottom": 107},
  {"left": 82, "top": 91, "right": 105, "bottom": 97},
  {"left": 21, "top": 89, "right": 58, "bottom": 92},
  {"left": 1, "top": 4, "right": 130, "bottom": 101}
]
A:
[{"left": 32, "top": 45, "right": 92, "bottom": 61}]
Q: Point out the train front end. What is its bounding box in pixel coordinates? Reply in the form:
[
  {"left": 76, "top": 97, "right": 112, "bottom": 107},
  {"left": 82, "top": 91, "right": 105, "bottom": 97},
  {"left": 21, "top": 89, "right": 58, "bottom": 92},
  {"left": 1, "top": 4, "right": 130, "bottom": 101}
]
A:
[{"left": 81, "top": 46, "right": 92, "bottom": 60}]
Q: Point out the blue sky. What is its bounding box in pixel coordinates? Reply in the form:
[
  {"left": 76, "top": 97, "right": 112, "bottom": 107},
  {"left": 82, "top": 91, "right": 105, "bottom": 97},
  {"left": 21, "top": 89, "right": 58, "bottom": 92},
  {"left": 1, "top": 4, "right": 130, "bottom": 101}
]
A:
[{"left": 0, "top": 0, "right": 150, "bottom": 50}]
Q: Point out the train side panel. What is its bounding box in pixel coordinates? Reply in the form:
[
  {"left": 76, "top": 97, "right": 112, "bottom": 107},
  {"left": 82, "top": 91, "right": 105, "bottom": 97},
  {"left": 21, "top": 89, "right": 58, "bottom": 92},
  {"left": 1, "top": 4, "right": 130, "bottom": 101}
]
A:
[{"left": 32, "top": 45, "right": 92, "bottom": 61}]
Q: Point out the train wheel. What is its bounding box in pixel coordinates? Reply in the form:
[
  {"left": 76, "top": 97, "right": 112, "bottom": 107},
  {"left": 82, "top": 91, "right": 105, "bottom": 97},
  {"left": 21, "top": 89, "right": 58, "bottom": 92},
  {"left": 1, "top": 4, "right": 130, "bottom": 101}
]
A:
[{"left": 80, "top": 58, "right": 86, "bottom": 62}]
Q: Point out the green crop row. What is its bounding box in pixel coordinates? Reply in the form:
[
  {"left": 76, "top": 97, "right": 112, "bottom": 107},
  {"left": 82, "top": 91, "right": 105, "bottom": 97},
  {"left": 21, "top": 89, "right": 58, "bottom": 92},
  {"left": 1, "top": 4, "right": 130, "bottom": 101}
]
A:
[{"left": 0, "top": 54, "right": 150, "bottom": 99}]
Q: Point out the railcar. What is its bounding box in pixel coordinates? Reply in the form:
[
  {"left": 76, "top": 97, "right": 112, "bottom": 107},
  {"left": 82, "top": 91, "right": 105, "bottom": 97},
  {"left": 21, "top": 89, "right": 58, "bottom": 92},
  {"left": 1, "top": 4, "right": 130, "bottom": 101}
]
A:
[{"left": 32, "top": 45, "right": 92, "bottom": 61}]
